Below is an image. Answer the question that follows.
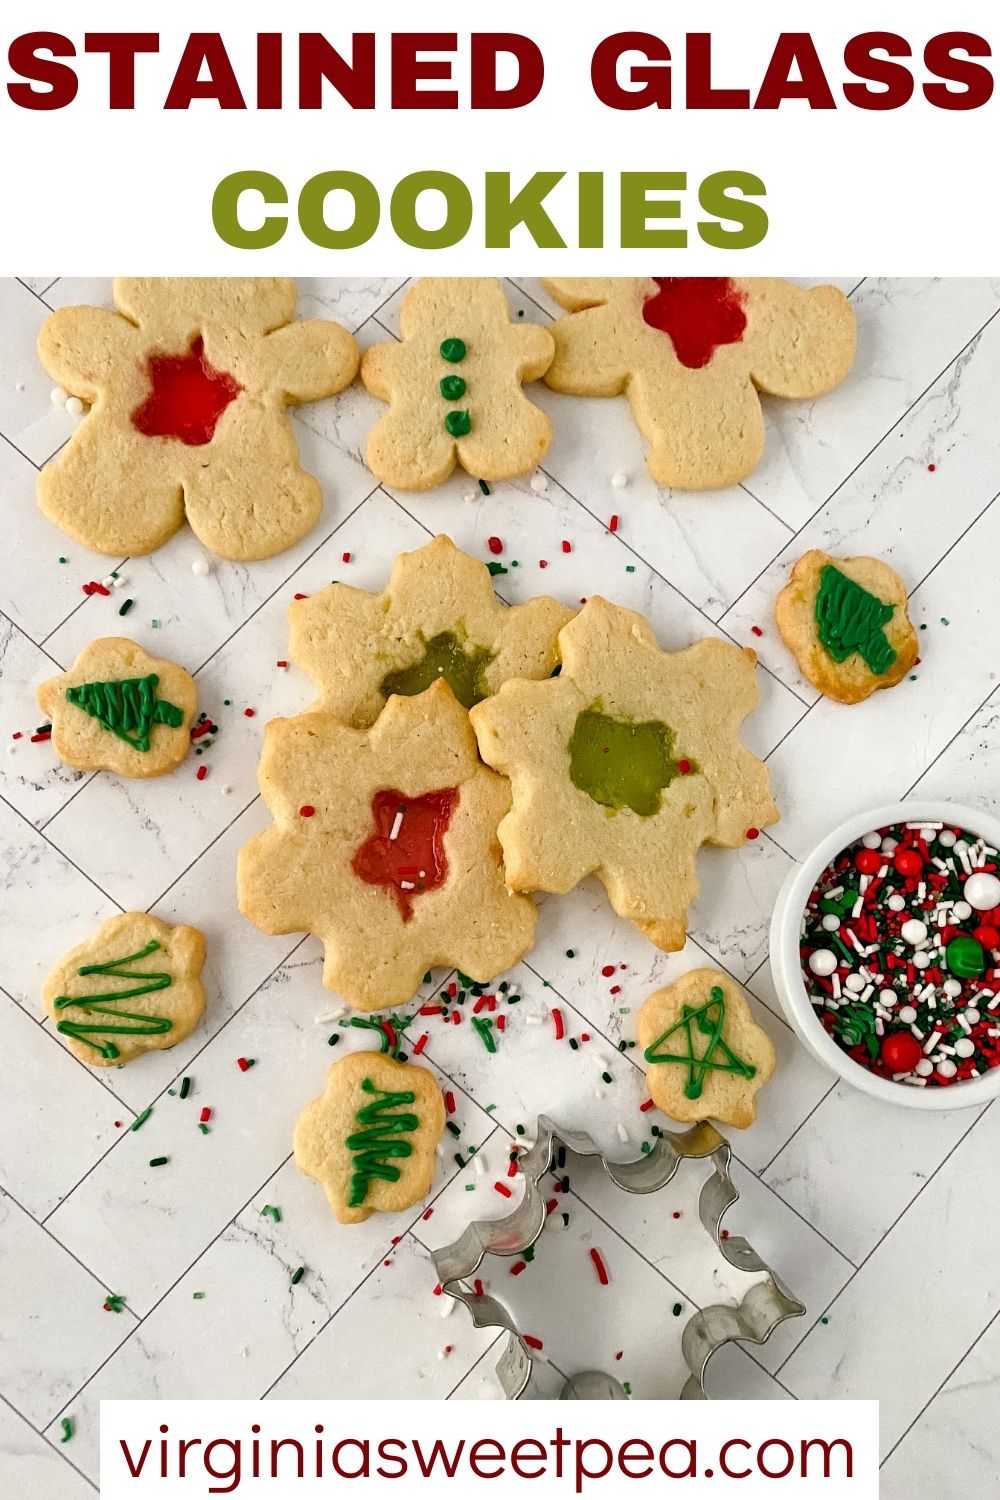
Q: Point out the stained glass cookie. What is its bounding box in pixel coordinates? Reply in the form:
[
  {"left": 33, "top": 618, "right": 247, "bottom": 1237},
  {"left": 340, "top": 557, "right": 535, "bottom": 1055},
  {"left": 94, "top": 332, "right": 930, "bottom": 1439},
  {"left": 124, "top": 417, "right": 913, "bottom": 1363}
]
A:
[
  {"left": 295, "top": 1052, "right": 445, "bottom": 1224},
  {"left": 775, "top": 549, "right": 919, "bottom": 704},
  {"left": 37, "top": 637, "right": 196, "bottom": 777}
]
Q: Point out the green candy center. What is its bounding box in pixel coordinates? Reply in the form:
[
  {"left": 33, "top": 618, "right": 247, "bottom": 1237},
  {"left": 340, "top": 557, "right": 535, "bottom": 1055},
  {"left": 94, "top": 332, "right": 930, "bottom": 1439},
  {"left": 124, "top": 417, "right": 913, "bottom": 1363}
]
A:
[
  {"left": 568, "top": 708, "right": 689, "bottom": 817},
  {"left": 815, "top": 564, "right": 897, "bottom": 676},
  {"left": 380, "top": 631, "right": 495, "bottom": 710}
]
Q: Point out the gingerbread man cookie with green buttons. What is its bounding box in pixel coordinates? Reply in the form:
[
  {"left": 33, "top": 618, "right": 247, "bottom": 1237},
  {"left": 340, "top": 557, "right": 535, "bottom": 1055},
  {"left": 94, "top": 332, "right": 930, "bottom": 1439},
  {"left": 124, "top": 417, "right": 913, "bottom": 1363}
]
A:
[
  {"left": 38, "top": 637, "right": 196, "bottom": 778},
  {"left": 542, "top": 278, "right": 856, "bottom": 490},
  {"left": 776, "top": 549, "right": 919, "bottom": 704},
  {"left": 290, "top": 534, "right": 573, "bottom": 727},
  {"left": 470, "top": 598, "right": 778, "bottom": 952},
  {"left": 295, "top": 1052, "right": 446, "bottom": 1225},
  {"left": 360, "top": 279, "right": 555, "bottom": 490},
  {"left": 36, "top": 278, "right": 359, "bottom": 560}
]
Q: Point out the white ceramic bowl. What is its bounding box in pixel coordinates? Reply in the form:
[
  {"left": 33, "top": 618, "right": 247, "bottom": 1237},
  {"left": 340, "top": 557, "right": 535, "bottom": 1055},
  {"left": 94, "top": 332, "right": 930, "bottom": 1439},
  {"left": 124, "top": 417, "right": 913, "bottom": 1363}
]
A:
[{"left": 770, "top": 799, "right": 1000, "bottom": 1111}]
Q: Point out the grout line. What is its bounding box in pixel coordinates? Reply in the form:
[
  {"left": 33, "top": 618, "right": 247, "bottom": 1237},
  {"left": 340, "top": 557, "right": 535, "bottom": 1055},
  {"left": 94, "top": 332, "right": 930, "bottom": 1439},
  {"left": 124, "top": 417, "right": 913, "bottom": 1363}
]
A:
[
  {"left": 1, "top": 1183, "right": 143, "bottom": 1321},
  {"left": 878, "top": 1305, "right": 1000, "bottom": 1469},
  {"left": 145, "top": 793, "right": 260, "bottom": 912},
  {"left": 444, "top": 1331, "right": 504, "bottom": 1398},
  {"left": 38, "top": 553, "right": 129, "bottom": 649},
  {"left": 847, "top": 278, "right": 867, "bottom": 300},
  {"left": 759, "top": 1081, "right": 838, "bottom": 1176},
  {"left": 0, "top": 1391, "right": 99, "bottom": 1496},
  {"left": 0, "top": 979, "right": 137, "bottom": 1111},
  {"left": 37, "top": 771, "right": 100, "bottom": 831},
  {"left": 0, "top": 602, "right": 71, "bottom": 670},
  {"left": 0, "top": 785, "right": 126, "bottom": 913},
  {"left": 904, "top": 684, "right": 1000, "bottom": 800},
  {"left": 736, "top": 481, "right": 797, "bottom": 534}
]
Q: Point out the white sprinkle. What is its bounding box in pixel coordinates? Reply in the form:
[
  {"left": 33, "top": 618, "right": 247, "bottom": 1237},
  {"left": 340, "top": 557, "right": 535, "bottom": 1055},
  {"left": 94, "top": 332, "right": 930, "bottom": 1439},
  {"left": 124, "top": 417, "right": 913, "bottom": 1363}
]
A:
[
  {"left": 65, "top": 396, "right": 85, "bottom": 417},
  {"left": 616, "top": 1121, "right": 630, "bottom": 1143},
  {"left": 5, "top": 744, "right": 16, "bottom": 756},
  {"left": 112, "top": 575, "right": 126, "bottom": 588},
  {"left": 610, "top": 472, "right": 628, "bottom": 490},
  {"left": 593, "top": 1089, "right": 605, "bottom": 1100},
  {"left": 831, "top": 973, "right": 842, "bottom": 1000},
  {"left": 907, "top": 821, "right": 942, "bottom": 830},
  {"left": 221, "top": 784, "right": 233, "bottom": 795},
  {"left": 389, "top": 810, "right": 404, "bottom": 841},
  {"left": 50, "top": 386, "right": 67, "bottom": 407},
  {"left": 852, "top": 897, "right": 865, "bottom": 919},
  {"left": 529, "top": 473, "right": 548, "bottom": 495},
  {"left": 923, "top": 1032, "right": 941, "bottom": 1054},
  {"left": 474, "top": 1153, "right": 486, "bottom": 1176},
  {"left": 192, "top": 557, "right": 211, "bottom": 577},
  {"left": 956, "top": 1013, "right": 973, "bottom": 1034},
  {"left": 440, "top": 1297, "right": 455, "bottom": 1318},
  {"left": 859, "top": 875, "right": 870, "bottom": 895},
  {"left": 525, "top": 1013, "right": 543, "bottom": 1026},
  {"left": 314, "top": 1006, "right": 345, "bottom": 1025},
  {"left": 101, "top": 575, "right": 116, "bottom": 589},
  {"left": 400, "top": 880, "right": 415, "bottom": 891}
]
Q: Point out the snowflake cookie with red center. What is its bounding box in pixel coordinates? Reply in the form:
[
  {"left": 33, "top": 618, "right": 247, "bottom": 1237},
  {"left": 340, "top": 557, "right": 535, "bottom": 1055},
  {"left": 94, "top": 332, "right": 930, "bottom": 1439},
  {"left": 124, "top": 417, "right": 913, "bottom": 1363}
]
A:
[
  {"left": 361, "top": 278, "right": 555, "bottom": 490},
  {"left": 775, "top": 549, "right": 919, "bottom": 705},
  {"left": 470, "top": 598, "right": 778, "bottom": 951},
  {"left": 295, "top": 1052, "right": 445, "bottom": 1225},
  {"left": 36, "top": 278, "right": 359, "bottom": 559},
  {"left": 237, "top": 681, "right": 536, "bottom": 1010},
  {"left": 37, "top": 636, "right": 197, "bottom": 778},
  {"left": 542, "top": 278, "right": 856, "bottom": 489},
  {"left": 291, "top": 534, "right": 573, "bottom": 727}
]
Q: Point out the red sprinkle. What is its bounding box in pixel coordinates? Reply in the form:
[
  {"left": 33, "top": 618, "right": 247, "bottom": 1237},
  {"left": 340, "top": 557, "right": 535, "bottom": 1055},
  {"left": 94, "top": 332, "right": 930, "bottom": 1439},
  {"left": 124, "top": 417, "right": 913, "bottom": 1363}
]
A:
[
  {"left": 381, "top": 1021, "right": 397, "bottom": 1052},
  {"left": 236, "top": 1057, "right": 251, "bottom": 1072},
  {"left": 494, "top": 1182, "right": 513, "bottom": 1199},
  {"left": 750, "top": 625, "right": 763, "bottom": 637},
  {"left": 487, "top": 536, "right": 503, "bottom": 555},
  {"left": 30, "top": 731, "right": 51, "bottom": 743},
  {"left": 244, "top": 708, "right": 256, "bottom": 718},
  {"left": 190, "top": 721, "right": 214, "bottom": 740},
  {"left": 299, "top": 805, "right": 316, "bottom": 818},
  {"left": 677, "top": 759, "right": 692, "bottom": 775},
  {"left": 589, "top": 1247, "right": 610, "bottom": 1286},
  {"left": 342, "top": 552, "right": 351, "bottom": 563},
  {"left": 196, "top": 765, "right": 208, "bottom": 781},
  {"left": 609, "top": 515, "right": 619, "bottom": 533},
  {"left": 523, "top": 1335, "right": 543, "bottom": 1351},
  {"left": 551, "top": 1008, "right": 565, "bottom": 1041},
  {"left": 538, "top": 559, "right": 548, "bottom": 569},
  {"left": 293, "top": 592, "right": 307, "bottom": 600},
  {"left": 639, "top": 1099, "right": 655, "bottom": 1113},
  {"left": 82, "top": 581, "right": 111, "bottom": 597},
  {"left": 422, "top": 1208, "right": 434, "bottom": 1221},
  {"left": 199, "top": 1107, "right": 211, "bottom": 1123},
  {"left": 11, "top": 732, "right": 22, "bottom": 740},
  {"left": 412, "top": 1033, "right": 429, "bottom": 1056},
  {"left": 445, "top": 1091, "right": 456, "bottom": 1115},
  {"left": 432, "top": 1283, "right": 442, "bottom": 1296},
  {"left": 601, "top": 964, "right": 616, "bottom": 977},
  {"left": 496, "top": 1014, "right": 506, "bottom": 1032},
  {"left": 276, "top": 660, "right": 288, "bottom": 669},
  {"left": 561, "top": 540, "right": 572, "bottom": 553},
  {"left": 746, "top": 827, "right": 760, "bottom": 840},
  {"left": 928, "top": 463, "right": 936, "bottom": 472},
  {"left": 473, "top": 1278, "right": 484, "bottom": 1297}
]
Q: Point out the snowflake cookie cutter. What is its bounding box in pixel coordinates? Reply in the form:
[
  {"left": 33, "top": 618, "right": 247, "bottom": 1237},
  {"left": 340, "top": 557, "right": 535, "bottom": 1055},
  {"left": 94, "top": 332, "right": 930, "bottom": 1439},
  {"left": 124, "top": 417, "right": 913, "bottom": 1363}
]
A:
[{"left": 432, "top": 1116, "right": 804, "bottom": 1400}]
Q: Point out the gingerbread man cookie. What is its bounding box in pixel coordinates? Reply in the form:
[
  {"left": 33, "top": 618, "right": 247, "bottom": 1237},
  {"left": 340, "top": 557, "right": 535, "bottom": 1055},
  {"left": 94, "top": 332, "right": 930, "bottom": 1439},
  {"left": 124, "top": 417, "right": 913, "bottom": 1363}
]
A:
[
  {"left": 37, "top": 278, "right": 359, "bottom": 560},
  {"left": 291, "top": 534, "right": 573, "bottom": 726},
  {"left": 237, "top": 681, "right": 536, "bottom": 1010},
  {"left": 43, "top": 912, "right": 206, "bottom": 1068},
  {"left": 470, "top": 598, "right": 778, "bottom": 951},
  {"left": 637, "top": 969, "right": 775, "bottom": 1129},
  {"left": 295, "top": 1052, "right": 446, "bottom": 1224},
  {"left": 542, "top": 278, "right": 856, "bottom": 489},
  {"left": 361, "top": 279, "right": 554, "bottom": 490},
  {"left": 38, "top": 637, "right": 196, "bottom": 778},
  {"left": 776, "top": 549, "right": 919, "bottom": 704}
]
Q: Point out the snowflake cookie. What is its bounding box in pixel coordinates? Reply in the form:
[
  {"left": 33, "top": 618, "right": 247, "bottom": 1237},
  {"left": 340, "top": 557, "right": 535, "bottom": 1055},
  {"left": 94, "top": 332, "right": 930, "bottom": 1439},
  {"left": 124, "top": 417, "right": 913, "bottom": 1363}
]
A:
[
  {"left": 36, "top": 278, "right": 359, "bottom": 560},
  {"left": 361, "top": 279, "right": 555, "bottom": 490},
  {"left": 237, "top": 681, "right": 536, "bottom": 1010},
  {"left": 542, "top": 277, "right": 856, "bottom": 489},
  {"left": 776, "top": 549, "right": 919, "bottom": 704},
  {"left": 37, "top": 636, "right": 196, "bottom": 778},
  {"left": 295, "top": 1052, "right": 445, "bottom": 1224},
  {"left": 637, "top": 969, "right": 775, "bottom": 1129},
  {"left": 291, "top": 534, "right": 573, "bottom": 726},
  {"left": 42, "top": 912, "right": 206, "bottom": 1069},
  {"left": 469, "top": 598, "right": 778, "bottom": 951}
]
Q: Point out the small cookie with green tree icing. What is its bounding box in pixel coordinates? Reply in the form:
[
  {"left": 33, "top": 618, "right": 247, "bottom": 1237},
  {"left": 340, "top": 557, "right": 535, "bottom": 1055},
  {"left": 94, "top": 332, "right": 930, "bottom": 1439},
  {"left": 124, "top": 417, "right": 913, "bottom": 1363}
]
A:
[
  {"left": 361, "top": 279, "right": 555, "bottom": 490},
  {"left": 775, "top": 549, "right": 918, "bottom": 704},
  {"left": 38, "top": 637, "right": 196, "bottom": 777},
  {"left": 42, "top": 912, "right": 206, "bottom": 1068},
  {"left": 294, "top": 1051, "right": 445, "bottom": 1224},
  {"left": 290, "top": 534, "right": 573, "bottom": 727},
  {"left": 637, "top": 969, "right": 775, "bottom": 1129}
]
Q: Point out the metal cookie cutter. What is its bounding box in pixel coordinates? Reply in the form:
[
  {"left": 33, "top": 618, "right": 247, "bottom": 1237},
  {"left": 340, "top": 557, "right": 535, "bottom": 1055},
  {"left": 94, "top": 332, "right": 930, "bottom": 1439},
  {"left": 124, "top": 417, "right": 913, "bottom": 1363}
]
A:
[{"left": 432, "top": 1116, "right": 805, "bottom": 1400}]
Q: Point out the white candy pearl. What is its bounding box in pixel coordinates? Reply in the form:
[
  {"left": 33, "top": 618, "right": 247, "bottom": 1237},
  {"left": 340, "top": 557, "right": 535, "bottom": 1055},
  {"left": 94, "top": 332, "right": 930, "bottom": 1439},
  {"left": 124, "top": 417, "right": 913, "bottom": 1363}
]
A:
[
  {"left": 913, "top": 952, "right": 931, "bottom": 970},
  {"left": 65, "top": 396, "right": 85, "bottom": 417},
  {"left": 879, "top": 989, "right": 898, "bottom": 1005},
  {"left": 610, "top": 472, "right": 628, "bottom": 490},
  {"left": 862, "top": 831, "right": 882, "bottom": 849},
  {"left": 955, "top": 1038, "right": 976, "bottom": 1058},
  {"left": 191, "top": 557, "right": 211, "bottom": 577},
  {"left": 50, "top": 386, "right": 67, "bottom": 407},
  {"left": 529, "top": 473, "right": 548, "bottom": 495},
  {"left": 936, "top": 1059, "right": 958, "bottom": 1079},
  {"left": 898, "top": 1006, "right": 917, "bottom": 1024},
  {"left": 952, "top": 901, "right": 972, "bottom": 921},
  {"left": 888, "top": 894, "right": 906, "bottom": 912},
  {"left": 964, "top": 872, "right": 1000, "bottom": 911},
  {"left": 845, "top": 973, "right": 865, "bottom": 993},
  {"left": 808, "top": 949, "right": 838, "bottom": 977},
  {"left": 881, "top": 837, "right": 898, "bottom": 854},
  {"left": 966, "top": 1008, "right": 981, "bottom": 1024},
  {"left": 821, "top": 913, "right": 841, "bottom": 931},
  {"left": 943, "top": 978, "right": 963, "bottom": 998},
  {"left": 938, "top": 830, "right": 957, "bottom": 847},
  {"left": 915, "top": 1058, "right": 934, "bottom": 1077},
  {"left": 901, "top": 919, "right": 928, "bottom": 945}
]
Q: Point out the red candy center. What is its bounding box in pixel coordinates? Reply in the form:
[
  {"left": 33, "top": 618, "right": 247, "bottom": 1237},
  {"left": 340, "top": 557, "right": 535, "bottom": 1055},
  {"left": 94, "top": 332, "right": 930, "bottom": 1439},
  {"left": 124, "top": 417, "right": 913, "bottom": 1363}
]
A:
[
  {"left": 352, "top": 787, "right": 458, "bottom": 921},
  {"left": 131, "top": 336, "right": 243, "bottom": 446},
  {"left": 641, "top": 278, "right": 747, "bottom": 369}
]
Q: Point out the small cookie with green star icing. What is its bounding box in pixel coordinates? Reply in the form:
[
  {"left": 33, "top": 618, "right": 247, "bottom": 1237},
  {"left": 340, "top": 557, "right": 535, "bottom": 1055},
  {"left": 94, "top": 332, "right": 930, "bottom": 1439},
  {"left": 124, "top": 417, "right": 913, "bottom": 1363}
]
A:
[
  {"left": 290, "top": 534, "right": 573, "bottom": 727},
  {"left": 37, "top": 636, "right": 197, "bottom": 778},
  {"left": 637, "top": 969, "right": 775, "bottom": 1129},
  {"left": 42, "top": 911, "right": 206, "bottom": 1068},
  {"left": 294, "top": 1051, "right": 446, "bottom": 1224},
  {"left": 776, "top": 549, "right": 918, "bottom": 704},
  {"left": 360, "top": 279, "right": 555, "bottom": 490},
  {"left": 470, "top": 598, "right": 777, "bottom": 952}
]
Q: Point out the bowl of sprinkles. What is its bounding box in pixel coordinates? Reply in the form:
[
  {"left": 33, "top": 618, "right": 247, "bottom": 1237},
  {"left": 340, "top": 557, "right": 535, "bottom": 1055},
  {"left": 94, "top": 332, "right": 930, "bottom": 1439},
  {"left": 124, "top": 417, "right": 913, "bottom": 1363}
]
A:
[{"left": 770, "top": 802, "right": 1000, "bottom": 1109}]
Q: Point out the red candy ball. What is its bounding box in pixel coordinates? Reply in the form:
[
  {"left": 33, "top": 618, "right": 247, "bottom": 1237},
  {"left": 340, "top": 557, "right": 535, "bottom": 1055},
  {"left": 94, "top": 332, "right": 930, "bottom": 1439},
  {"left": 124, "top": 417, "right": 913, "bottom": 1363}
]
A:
[
  {"left": 973, "top": 925, "right": 999, "bottom": 950},
  {"left": 880, "top": 1031, "right": 923, "bottom": 1073},
  {"left": 855, "top": 849, "right": 881, "bottom": 875},
  {"left": 893, "top": 848, "right": 923, "bottom": 878}
]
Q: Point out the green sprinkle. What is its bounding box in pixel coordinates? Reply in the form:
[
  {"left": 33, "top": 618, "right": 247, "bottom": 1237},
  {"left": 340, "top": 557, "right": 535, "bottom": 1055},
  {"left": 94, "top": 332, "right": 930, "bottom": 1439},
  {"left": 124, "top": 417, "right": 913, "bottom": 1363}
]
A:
[
  {"left": 458, "top": 972, "right": 474, "bottom": 987},
  {"left": 224, "top": 699, "right": 231, "bottom": 706},
  {"left": 821, "top": 1315, "right": 830, "bottom": 1325},
  {"left": 919, "top": 623, "right": 927, "bottom": 631},
  {"left": 471, "top": 1015, "right": 497, "bottom": 1053},
  {"left": 290, "top": 1266, "right": 305, "bottom": 1287},
  {"left": 511, "top": 559, "right": 519, "bottom": 568},
  {"left": 601, "top": 1071, "right": 613, "bottom": 1083},
  {"left": 58, "top": 556, "right": 68, "bottom": 565},
  {"left": 193, "top": 1292, "right": 206, "bottom": 1300},
  {"left": 118, "top": 598, "right": 134, "bottom": 617},
  {"left": 423, "top": 971, "right": 432, "bottom": 984},
  {"left": 940, "top": 617, "right": 950, "bottom": 626},
  {"left": 625, "top": 565, "right": 635, "bottom": 573},
  {"left": 446, "top": 1120, "right": 461, "bottom": 1138},
  {"left": 168, "top": 1089, "right": 176, "bottom": 1097},
  {"left": 149, "top": 1156, "right": 169, "bottom": 1167},
  {"left": 465, "top": 1182, "right": 476, "bottom": 1191},
  {"left": 131, "top": 1107, "right": 153, "bottom": 1131},
  {"left": 672, "top": 1303, "right": 683, "bottom": 1317},
  {"left": 35, "top": 723, "right": 52, "bottom": 734},
  {"left": 516, "top": 1123, "right": 526, "bottom": 1135},
  {"left": 517, "top": 309, "right": 524, "bottom": 318},
  {"left": 198, "top": 1123, "right": 209, "bottom": 1135},
  {"left": 454, "top": 1152, "right": 466, "bottom": 1170},
  {"left": 478, "top": 479, "right": 491, "bottom": 496},
  {"left": 327, "top": 1032, "right": 341, "bottom": 1046},
  {"left": 261, "top": 1204, "right": 282, "bottom": 1223},
  {"left": 485, "top": 1103, "right": 498, "bottom": 1114},
  {"left": 569, "top": 1038, "right": 579, "bottom": 1050},
  {"left": 909, "top": 674, "right": 918, "bottom": 681},
  {"left": 487, "top": 561, "right": 508, "bottom": 578},
  {"left": 150, "top": 619, "right": 160, "bottom": 629},
  {"left": 104, "top": 1293, "right": 126, "bottom": 1314},
  {"left": 565, "top": 949, "right": 576, "bottom": 958},
  {"left": 179, "top": 1077, "right": 191, "bottom": 1100},
  {"left": 524, "top": 1245, "right": 535, "bottom": 1263},
  {"left": 623, "top": 1382, "right": 632, "bottom": 1396},
  {"left": 60, "top": 1418, "right": 74, "bottom": 1443},
  {"left": 640, "top": 1141, "right": 651, "bottom": 1155}
]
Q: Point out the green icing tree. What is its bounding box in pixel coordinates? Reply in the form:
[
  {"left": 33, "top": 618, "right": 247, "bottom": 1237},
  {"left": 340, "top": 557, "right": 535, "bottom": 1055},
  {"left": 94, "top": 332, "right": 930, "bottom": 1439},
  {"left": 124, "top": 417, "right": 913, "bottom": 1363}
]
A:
[
  {"left": 815, "top": 565, "right": 897, "bottom": 675},
  {"left": 66, "top": 673, "right": 184, "bottom": 752}
]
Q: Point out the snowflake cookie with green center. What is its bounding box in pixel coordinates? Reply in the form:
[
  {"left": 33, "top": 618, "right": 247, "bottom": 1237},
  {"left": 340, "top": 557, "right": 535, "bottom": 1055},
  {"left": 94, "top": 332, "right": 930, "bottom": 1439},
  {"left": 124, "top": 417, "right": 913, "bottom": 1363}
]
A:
[
  {"left": 38, "top": 636, "right": 197, "bottom": 778},
  {"left": 42, "top": 912, "right": 206, "bottom": 1069},
  {"left": 360, "top": 279, "right": 555, "bottom": 490},
  {"left": 775, "top": 549, "right": 919, "bottom": 704},
  {"left": 295, "top": 1052, "right": 446, "bottom": 1225},
  {"left": 291, "top": 534, "right": 573, "bottom": 727},
  {"left": 637, "top": 969, "right": 775, "bottom": 1129},
  {"left": 237, "top": 681, "right": 536, "bottom": 1010},
  {"left": 36, "top": 278, "right": 359, "bottom": 559},
  {"left": 469, "top": 598, "right": 778, "bottom": 952},
  {"left": 542, "top": 277, "right": 856, "bottom": 490}
]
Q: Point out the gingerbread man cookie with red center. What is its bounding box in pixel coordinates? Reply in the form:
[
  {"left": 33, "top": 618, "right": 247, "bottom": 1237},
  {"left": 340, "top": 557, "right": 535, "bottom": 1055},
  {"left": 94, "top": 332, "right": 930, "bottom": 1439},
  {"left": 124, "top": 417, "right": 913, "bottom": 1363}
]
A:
[
  {"left": 542, "top": 278, "right": 856, "bottom": 490},
  {"left": 37, "top": 278, "right": 359, "bottom": 560},
  {"left": 361, "top": 278, "right": 555, "bottom": 490},
  {"left": 237, "top": 681, "right": 536, "bottom": 1010}
]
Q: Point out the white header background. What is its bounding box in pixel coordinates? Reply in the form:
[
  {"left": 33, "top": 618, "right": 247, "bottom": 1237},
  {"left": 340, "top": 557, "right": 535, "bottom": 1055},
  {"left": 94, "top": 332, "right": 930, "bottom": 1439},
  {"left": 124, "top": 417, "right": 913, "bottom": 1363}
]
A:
[{"left": 1, "top": 0, "right": 997, "bottom": 271}]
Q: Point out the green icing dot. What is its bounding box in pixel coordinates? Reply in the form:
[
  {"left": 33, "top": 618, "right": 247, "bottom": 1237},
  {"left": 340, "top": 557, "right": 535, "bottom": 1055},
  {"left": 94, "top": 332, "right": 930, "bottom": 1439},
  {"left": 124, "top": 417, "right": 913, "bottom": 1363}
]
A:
[
  {"left": 815, "top": 564, "right": 897, "bottom": 676},
  {"left": 568, "top": 709, "right": 690, "bottom": 817},
  {"left": 946, "top": 935, "right": 985, "bottom": 978},
  {"left": 440, "top": 337, "right": 466, "bottom": 363},
  {"left": 381, "top": 631, "right": 495, "bottom": 711},
  {"left": 440, "top": 375, "right": 467, "bottom": 400},
  {"left": 444, "top": 409, "right": 472, "bottom": 437}
]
